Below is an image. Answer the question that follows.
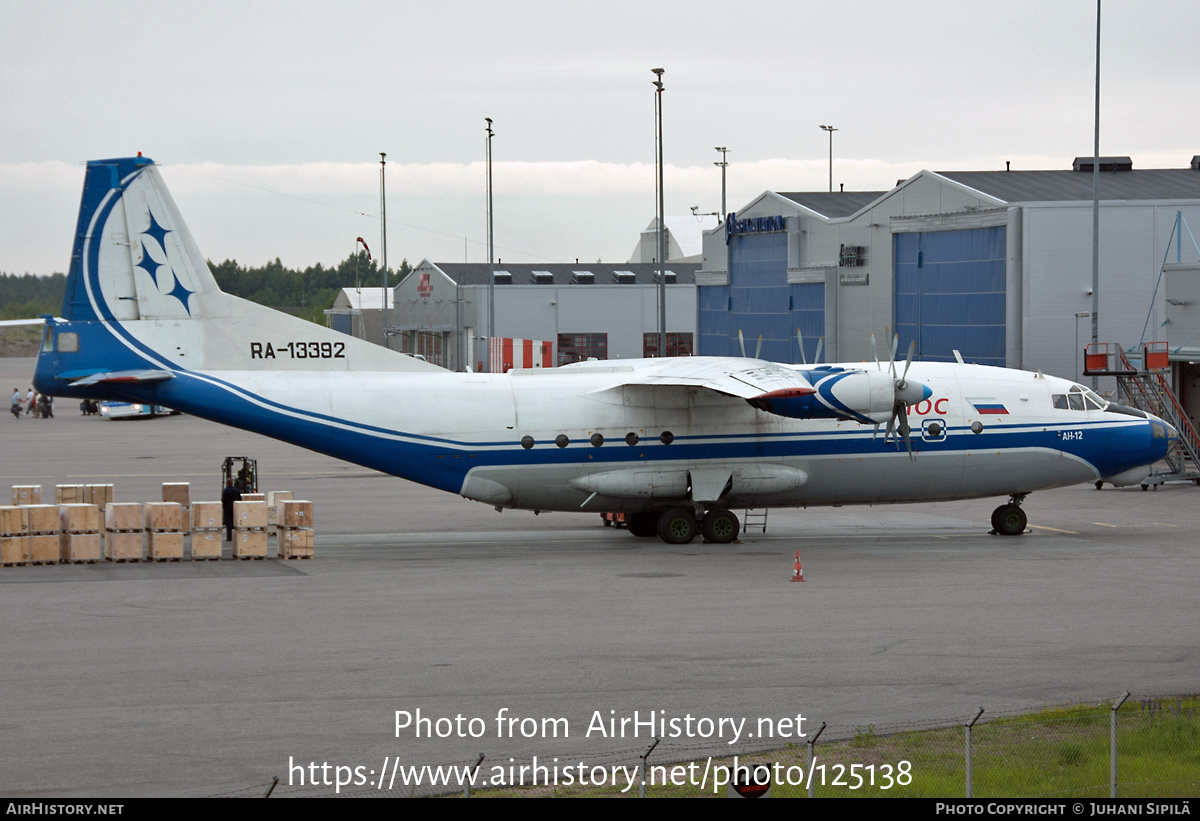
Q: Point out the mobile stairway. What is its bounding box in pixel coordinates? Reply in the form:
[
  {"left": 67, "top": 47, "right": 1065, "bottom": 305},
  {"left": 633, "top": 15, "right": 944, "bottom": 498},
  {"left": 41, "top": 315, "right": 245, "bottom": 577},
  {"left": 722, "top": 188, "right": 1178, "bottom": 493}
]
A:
[{"left": 1084, "top": 341, "right": 1200, "bottom": 487}]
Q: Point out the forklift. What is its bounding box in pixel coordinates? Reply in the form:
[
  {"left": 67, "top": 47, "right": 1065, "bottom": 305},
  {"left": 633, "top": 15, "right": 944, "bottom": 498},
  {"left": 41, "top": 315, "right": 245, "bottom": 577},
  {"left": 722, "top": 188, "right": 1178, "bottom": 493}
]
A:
[{"left": 221, "top": 457, "right": 258, "bottom": 494}]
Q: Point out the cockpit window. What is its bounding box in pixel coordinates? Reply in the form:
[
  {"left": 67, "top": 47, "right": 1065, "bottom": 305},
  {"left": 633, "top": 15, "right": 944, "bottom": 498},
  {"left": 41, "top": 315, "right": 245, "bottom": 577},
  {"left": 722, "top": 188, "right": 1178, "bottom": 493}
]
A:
[{"left": 1059, "top": 384, "right": 1108, "bottom": 412}]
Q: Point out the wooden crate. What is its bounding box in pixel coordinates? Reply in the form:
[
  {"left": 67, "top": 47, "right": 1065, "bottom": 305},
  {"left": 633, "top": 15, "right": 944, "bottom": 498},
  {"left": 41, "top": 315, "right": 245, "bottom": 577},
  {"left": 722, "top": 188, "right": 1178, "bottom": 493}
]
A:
[
  {"left": 234, "top": 500, "right": 268, "bottom": 530},
  {"left": 29, "top": 534, "right": 58, "bottom": 563},
  {"left": 105, "top": 503, "right": 143, "bottom": 532},
  {"left": 148, "top": 531, "right": 184, "bottom": 560},
  {"left": 161, "top": 482, "right": 190, "bottom": 506},
  {"left": 54, "top": 485, "right": 86, "bottom": 504},
  {"left": 233, "top": 529, "right": 267, "bottom": 558},
  {"left": 1, "top": 535, "right": 30, "bottom": 565},
  {"left": 60, "top": 533, "right": 102, "bottom": 563},
  {"left": 11, "top": 485, "right": 40, "bottom": 505},
  {"left": 241, "top": 493, "right": 266, "bottom": 504},
  {"left": 191, "top": 502, "right": 223, "bottom": 531},
  {"left": 281, "top": 500, "right": 314, "bottom": 529},
  {"left": 0, "top": 505, "right": 30, "bottom": 536},
  {"left": 267, "top": 491, "right": 292, "bottom": 527},
  {"left": 60, "top": 504, "right": 101, "bottom": 534},
  {"left": 85, "top": 484, "right": 114, "bottom": 507},
  {"left": 190, "top": 531, "right": 223, "bottom": 560},
  {"left": 144, "top": 502, "right": 184, "bottom": 532},
  {"left": 26, "top": 505, "right": 60, "bottom": 535},
  {"left": 279, "top": 528, "right": 314, "bottom": 558},
  {"left": 105, "top": 532, "right": 143, "bottom": 561}
]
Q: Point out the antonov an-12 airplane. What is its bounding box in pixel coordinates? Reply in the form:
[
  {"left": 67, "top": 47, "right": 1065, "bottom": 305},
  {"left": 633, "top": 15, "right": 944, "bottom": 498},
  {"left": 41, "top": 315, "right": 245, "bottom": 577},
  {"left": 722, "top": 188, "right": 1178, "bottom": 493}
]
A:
[{"left": 32, "top": 156, "right": 1174, "bottom": 543}]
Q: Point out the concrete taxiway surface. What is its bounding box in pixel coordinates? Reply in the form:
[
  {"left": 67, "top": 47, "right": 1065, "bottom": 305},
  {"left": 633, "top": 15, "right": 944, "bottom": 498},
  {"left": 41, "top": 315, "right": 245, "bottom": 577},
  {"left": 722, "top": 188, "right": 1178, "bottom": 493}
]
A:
[{"left": 1, "top": 358, "right": 1197, "bottom": 797}]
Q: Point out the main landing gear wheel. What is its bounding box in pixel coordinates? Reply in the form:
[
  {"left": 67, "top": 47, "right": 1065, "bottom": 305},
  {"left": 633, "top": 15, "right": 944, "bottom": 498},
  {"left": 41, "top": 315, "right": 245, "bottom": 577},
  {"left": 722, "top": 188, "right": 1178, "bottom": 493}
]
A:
[
  {"left": 657, "top": 509, "right": 699, "bottom": 544},
  {"left": 627, "top": 512, "right": 662, "bottom": 538},
  {"left": 991, "top": 504, "right": 1027, "bottom": 536},
  {"left": 702, "top": 508, "right": 739, "bottom": 544}
]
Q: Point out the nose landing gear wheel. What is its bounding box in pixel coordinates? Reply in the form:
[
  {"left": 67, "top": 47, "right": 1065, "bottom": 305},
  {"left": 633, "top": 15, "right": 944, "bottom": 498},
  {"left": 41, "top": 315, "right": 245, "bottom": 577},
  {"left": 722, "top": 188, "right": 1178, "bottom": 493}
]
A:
[
  {"left": 991, "top": 504, "right": 1027, "bottom": 536},
  {"left": 701, "top": 508, "right": 739, "bottom": 544},
  {"left": 657, "top": 509, "right": 698, "bottom": 544}
]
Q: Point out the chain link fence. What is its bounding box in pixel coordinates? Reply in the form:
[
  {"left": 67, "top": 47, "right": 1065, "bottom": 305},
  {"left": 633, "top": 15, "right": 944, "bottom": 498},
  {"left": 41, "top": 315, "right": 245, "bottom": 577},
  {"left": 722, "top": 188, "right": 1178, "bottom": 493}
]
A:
[{"left": 236, "top": 693, "right": 1196, "bottom": 798}]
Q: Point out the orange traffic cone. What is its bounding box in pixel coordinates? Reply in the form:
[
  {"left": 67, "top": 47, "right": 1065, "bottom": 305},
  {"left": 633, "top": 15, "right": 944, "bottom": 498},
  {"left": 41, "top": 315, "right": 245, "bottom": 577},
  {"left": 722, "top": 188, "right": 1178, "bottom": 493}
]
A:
[{"left": 791, "top": 551, "right": 806, "bottom": 582}]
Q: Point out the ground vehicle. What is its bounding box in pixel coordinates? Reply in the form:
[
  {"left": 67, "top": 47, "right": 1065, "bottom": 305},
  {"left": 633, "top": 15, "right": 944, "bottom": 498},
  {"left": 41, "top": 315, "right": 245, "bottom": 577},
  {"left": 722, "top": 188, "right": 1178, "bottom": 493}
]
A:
[
  {"left": 221, "top": 457, "right": 258, "bottom": 493},
  {"left": 99, "top": 401, "right": 163, "bottom": 419}
]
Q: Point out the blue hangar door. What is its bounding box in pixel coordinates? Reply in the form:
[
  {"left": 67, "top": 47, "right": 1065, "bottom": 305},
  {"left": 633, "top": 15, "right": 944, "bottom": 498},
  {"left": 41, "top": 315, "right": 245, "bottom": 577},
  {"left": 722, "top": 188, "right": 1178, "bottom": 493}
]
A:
[
  {"left": 893, "top": 227, "right": 1006, "bottom": 366},
  {"left": 699, "top": 230, "right": 824, "bottom": 363}
]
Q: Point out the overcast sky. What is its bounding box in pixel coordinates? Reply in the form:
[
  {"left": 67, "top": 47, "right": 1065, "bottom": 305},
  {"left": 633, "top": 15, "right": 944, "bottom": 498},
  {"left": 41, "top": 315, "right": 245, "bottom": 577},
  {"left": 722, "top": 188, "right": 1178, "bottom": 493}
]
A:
[{"left": 3, "top": 0, "right": 1198, "bottom": 275}]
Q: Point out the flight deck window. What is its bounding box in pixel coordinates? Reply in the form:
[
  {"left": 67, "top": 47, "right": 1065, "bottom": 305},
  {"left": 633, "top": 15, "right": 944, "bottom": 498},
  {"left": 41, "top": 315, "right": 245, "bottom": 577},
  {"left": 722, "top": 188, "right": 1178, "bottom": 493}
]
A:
[
  {"left": 1053, "top": 394, "right": 1068, "bottom": 409},
  {"left": 1068, "top": 394, "right": 1085, "bottom": 411}
]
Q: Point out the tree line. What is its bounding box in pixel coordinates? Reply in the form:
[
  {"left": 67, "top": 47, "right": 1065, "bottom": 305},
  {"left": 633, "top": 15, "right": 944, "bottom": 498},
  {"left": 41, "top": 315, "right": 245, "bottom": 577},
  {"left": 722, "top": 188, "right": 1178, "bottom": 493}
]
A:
[{"left": 0, "top": 253, "right": 411, "bottom": 323}]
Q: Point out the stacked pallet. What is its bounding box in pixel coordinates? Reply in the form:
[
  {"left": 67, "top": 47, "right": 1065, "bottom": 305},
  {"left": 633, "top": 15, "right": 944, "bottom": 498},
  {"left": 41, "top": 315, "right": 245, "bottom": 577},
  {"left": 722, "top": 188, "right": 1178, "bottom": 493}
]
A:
[
  {"left": 277, "top": 500, "right": 314, "bottom": 559},
  {"left": 266, "top": 490, "right": 292, "bottom": 533},
  {"left": 11, "top": 485, "right": 40, "bottom": 505},
  {"left": 190, "top": 501, "right": 224, "bottom": 560},
  {"left": 27, "top": 505, "right": 61, "bottom": 564},
  {"left": 86, "top": 484, "right": 114, "bottom": 507},
  {"left": 55, "top": 485, "right": 86, "bottom": 504},
  {"left": 59, "top": 504, "right": 102, "bottom": 563},
  {"left": 233, "top": 500, "right": 268, "bottom": 559},
  {"left": 162, "top": 482, "right": 189, "bottom": 509},
  {"left": 144, "top": 502, "right": 184, "bottom": 561},
  {"left": 0, "top": 506, "right": 31, "bottom": 566},
  {"left": 105, "top": 502, "right": 144, "bottom": 562}
]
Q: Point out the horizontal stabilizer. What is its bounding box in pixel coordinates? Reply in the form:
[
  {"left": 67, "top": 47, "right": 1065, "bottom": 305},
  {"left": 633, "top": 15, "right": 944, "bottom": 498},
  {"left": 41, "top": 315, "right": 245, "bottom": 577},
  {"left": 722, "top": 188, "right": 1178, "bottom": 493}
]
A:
[{"left": 69, "top": 369, "right": 175, "bottom": 387}]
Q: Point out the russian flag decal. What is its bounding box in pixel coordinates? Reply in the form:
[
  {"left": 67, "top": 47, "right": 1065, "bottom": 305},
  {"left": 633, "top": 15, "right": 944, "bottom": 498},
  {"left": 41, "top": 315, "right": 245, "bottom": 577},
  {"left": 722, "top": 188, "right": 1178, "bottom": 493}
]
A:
[{"left": 971, "top": 401, "right": 1009, "bottom": 415}]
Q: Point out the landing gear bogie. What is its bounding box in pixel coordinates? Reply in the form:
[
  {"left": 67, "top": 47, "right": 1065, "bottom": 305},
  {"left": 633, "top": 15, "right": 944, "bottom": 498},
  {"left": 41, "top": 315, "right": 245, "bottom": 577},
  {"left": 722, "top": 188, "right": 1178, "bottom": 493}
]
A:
[
  {"left": 627, "top": 512, "right": 662, "bottom": 538},
  {"left": 990, "top": 502, "right": 1027, "bottom": 536},
  {"left": 701, "top": 508, "right": 739, "bottom": 544},
  {"left": 657, "top": 509, "right": 699, "bottom": 544}
]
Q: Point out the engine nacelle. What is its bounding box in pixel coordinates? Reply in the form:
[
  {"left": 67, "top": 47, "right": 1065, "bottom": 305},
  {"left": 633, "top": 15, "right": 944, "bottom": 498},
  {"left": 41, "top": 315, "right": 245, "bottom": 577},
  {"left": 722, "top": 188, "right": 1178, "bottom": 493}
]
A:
[{"left": 750, "top": 367, "right": 926, "bottom": 424}]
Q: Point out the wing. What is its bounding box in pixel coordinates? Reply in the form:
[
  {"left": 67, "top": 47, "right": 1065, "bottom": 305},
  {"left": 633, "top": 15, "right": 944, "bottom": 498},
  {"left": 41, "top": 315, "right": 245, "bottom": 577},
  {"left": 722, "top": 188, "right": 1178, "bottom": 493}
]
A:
[{"left": 578, "top": 356, "right": 815, "bottom": 405}]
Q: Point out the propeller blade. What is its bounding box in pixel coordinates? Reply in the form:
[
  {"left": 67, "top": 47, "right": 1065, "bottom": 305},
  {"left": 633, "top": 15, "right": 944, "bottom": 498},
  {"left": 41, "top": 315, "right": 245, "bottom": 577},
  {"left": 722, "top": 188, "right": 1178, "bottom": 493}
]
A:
[
  {"left": 900, "top": 340, "right": 916, "bottom": 385},
  {"left": 872, "top": 422, "right": 880, "bottom": 442},
  {"left": 870, "top": 332, "right": 880, "bottom": 370},
  {"left": 797, "top": 330, "right": 806, "bottom": 365},
  {"left": 898, "top": 403, "right": 915, "bottom": 461},
  {"left": 755, "top": 335, "right": 763, "bottom": 360},
  {"left": 738, "top": 329, "right": 746, "bottom": 358},
  {"left": 814, "top": 337, "right": 824, "bottom": 365}
]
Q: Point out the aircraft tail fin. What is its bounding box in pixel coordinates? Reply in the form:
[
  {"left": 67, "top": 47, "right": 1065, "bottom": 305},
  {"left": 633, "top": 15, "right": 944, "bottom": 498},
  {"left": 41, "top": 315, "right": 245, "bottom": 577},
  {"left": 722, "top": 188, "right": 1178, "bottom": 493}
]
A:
[{"left": 37, "top": 155, "right": 440, "bottom": 399}]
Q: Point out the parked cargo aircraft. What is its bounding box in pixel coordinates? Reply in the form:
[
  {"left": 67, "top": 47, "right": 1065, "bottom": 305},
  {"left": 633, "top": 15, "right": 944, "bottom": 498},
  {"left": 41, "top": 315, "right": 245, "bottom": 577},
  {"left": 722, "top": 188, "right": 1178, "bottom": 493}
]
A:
[{"left": 32, "top": 156, "right": 1174, "bottom": 542}]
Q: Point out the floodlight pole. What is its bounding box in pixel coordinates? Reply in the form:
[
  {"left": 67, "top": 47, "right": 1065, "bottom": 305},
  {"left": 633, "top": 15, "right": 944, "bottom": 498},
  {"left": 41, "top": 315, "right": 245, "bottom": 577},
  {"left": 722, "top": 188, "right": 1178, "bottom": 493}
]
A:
[
  {"left": 380, "top": 152, "right": 389, "bottom": 349},
  {"left": 486, "top": 118, "right": 495, "bottom": 355},
  {"left": 653, "top": 68, "right": 666, "bottom": 357},
  {"left": 819, "top": 125, "right": 838, "bottom": 194},
  {"left": 1090, "top": 0, "right": 1101, "bottom": 390},
  {"left": 714, "top": 146, "right": 729, "bottom": 219}
]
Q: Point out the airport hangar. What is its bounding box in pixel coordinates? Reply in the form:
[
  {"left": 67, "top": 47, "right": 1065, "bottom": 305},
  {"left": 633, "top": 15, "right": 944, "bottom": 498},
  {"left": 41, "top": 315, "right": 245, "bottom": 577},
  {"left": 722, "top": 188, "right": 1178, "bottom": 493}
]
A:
[
  {"left": 325, "top": 157, "right": 1200, "bottom": 426},
  {"left": 697, "top": 155, "right": 1200, "bottom": 428}
]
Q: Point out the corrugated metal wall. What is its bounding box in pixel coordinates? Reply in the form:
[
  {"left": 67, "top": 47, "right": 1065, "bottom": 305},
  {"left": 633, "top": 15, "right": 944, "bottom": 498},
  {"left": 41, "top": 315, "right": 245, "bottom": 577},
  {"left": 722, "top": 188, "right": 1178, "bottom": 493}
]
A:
[
  {"left": 699, "top": 232, "right": 824, "bottom": 362},
  {"left": 894, "top": 227, "right": 1007, "bottom": 366}
]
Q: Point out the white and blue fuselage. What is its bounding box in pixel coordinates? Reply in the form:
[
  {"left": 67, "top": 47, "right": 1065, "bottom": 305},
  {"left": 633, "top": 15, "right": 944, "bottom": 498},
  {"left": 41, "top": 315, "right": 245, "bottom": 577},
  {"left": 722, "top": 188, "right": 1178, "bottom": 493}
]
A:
[{"left": 32, "top": 157, "right": 1172, "bottom": 537}]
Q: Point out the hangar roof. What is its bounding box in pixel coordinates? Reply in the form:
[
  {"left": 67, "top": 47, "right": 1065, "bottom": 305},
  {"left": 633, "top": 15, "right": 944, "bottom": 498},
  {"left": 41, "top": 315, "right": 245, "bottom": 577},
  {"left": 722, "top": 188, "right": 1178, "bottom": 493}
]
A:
[
  {"left": 425, "top": 262, "right": 698, "bottom": 287},
  {"left": 776, "top": 191, "right": 886, "bottom": 218},
  {"left": 935, "top": 168, "right": 1200, "bottom": 203}
]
